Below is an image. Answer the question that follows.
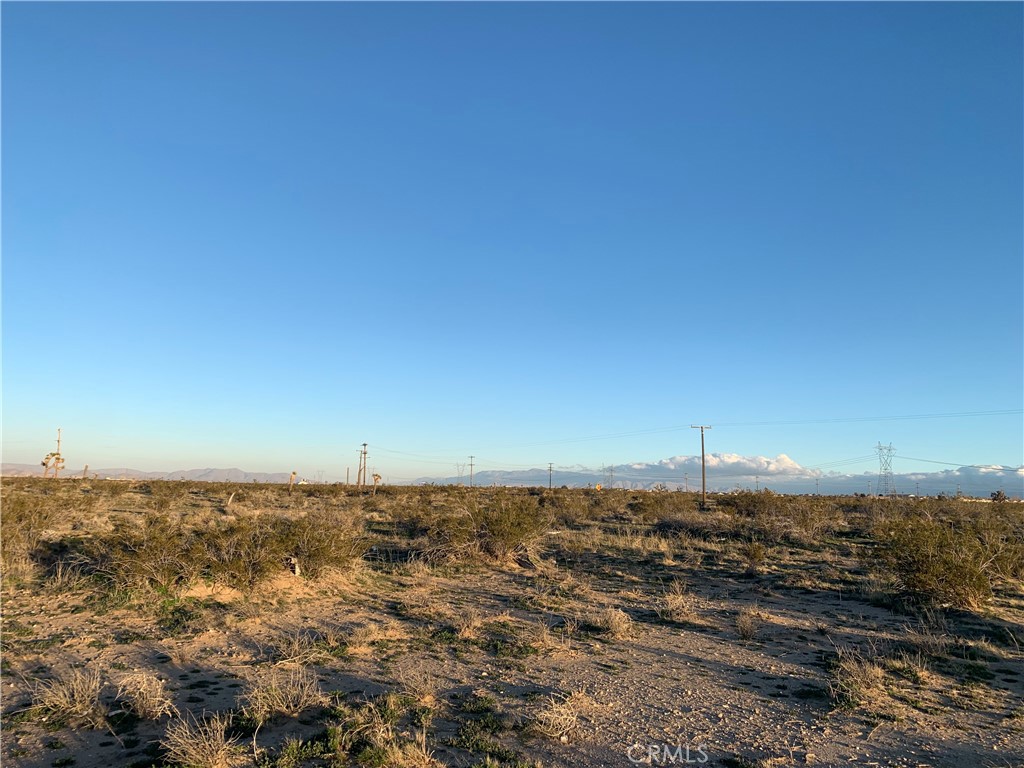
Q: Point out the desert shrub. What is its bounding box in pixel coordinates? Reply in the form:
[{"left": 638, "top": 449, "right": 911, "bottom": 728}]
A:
[
  {"left": 1, "top": 493, "right": 58, "bottom": 576},
  {"left": 92, "top": 513, "right": 203, "bottom": 596},
  {"left": 872, "top": 506, "right": 1024, "bottom": 609},
  {"left": 739, "top": 540, "right": 767, "bottom": 575},
  {"left": 420, "top": 492, "right": 551, "bottom": 563},
  {"left": 147, "top": 480, "right": 191, "bottom": 513},
  {"left": 205, "top": 516, "right": 288, "bottom": 592},
  {"left": 760, "top": 496, "right": 846, "bottom": 546},
  {"left": 388, "top": 497, "right": 439, "bottom": 539},
  {"left": 971, "top": 505, "right": 1024, "bottom": 582},
  {"left": 469, "top": 493, "right": 551, "bottom": 560},
  {"left": 625, "top": 491, "right": 695, "bottom": 523},
  {"left": 720, "top": 490, "right": 783, "bottom": 518},
  {"left": 541, "top": 489, "right": 593, "bottom": 527},
  {"left": 422, "top": 506, "right": 479, "bottom": 563},
  {"left": 736, "top": 606, "right": 761, "bottom": 640},
  {"left": 276, "top": 508, "right": 369, "bottom": 579},
  {"left": 705, "top": 494, "right": 847, "bottom": 546}
]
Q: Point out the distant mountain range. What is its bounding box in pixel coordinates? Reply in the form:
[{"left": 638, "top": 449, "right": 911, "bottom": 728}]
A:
[
  {"left": 1, "top": 464, "right": 293, "bottom": 484},
  {"left": 3, "top": 455, "right": 1020, "bottom": 498}
]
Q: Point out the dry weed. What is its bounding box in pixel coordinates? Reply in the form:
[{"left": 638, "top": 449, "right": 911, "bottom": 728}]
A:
[
  {"left": 33, "top": 668, "right": 107, "bottom": 729},
  {"left": 594, "top": 607, "right": 633, "bottom": 640},
  {"left": 345, "top": 621, "right": 407, "bottom": 656},
  {"left": 332, "top": 693, "right": 401, "bottom": 753},
  {"left": 902, "top": 622, "right": 950, "bottom": 657},
  {"left": 162, "top": 711, "right": 245, "bottom": 768},
  {"left": 395, "top": 667, "right": 439, "bottom": 708},
  {"left": 527, "top": 618, "right": 571, "bottom": 654},
  {"left": 45, "top": 556, "right": 91, "bottom": 592},
  {"left": 736, "top": 606, "right": 761, "bottom": 641},
  {"left": 116, "top": 671, "right": 177, "bottom": 720},
  {"left": 270, "top": 626, "right": 341, "bottom": 666},
  {"left": 452, "top": 606, "right": 484, "bottom": 640},
  {"left": 829, "top": 648, "right": 887, "bottom": 708},
  {"left": 533, "top": 691, "right": 588, "bottom": 742},
  {"left": 241, "top": 666, "right": 329, "bottom": 725},
  {"left": 657, "top": 579, "right": 694, "bottom": 623}
]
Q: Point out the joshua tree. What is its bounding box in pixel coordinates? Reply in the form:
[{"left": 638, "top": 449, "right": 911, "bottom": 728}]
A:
[{"left": 41, "top": 429, "right": 65, "bottom": 479}]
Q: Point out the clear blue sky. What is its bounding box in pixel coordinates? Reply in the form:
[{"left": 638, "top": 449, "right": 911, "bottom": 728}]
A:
[{"left": 3, "top": 2, "right": 1022, "bottom": 483}]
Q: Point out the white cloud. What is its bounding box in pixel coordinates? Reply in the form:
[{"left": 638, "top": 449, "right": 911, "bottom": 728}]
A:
[{"left": 604, "top": 455, "right": 1022, "bottom": 497}]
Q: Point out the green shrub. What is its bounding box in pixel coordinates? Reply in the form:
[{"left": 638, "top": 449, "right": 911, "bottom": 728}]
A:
[
  {"left": 146, "top": 480, "right": 191, "bottom": 513},
  {"left": 91, "top": 513, "right": 203, "bottom": 596},
  {"left": 205, "top": 515, "right": 288, "bottom": 592},
  {"left": 872, "top": 507, "right": 1024, "bottom": 609},
  {"left": 469, "top": 493, "right": 551, "bottom": 560},
  {"left": 420, "top": 491, "right": 552, "bottom": 563},
  {"left": 276, "top": 508, "right": 369, "bottom": 579},
  {"left": 1, "top": 493, "right": 58, "bottom": 576}
]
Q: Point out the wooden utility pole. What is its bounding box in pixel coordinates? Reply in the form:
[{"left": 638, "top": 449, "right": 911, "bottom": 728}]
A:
[
  {"left": 548, "top": 463, "right": 553, "bottom": 490},
  {"left": 357, "top": 444, "right": 368, "bottom": 489},
  {"left": 469, "top": 456, "right": 475, "bottom": 488},
  {"left": 690, "top": 425, "right": 712, "bottom": 508}
]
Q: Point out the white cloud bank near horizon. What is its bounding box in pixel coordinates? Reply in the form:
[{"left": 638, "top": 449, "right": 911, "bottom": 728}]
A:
[{"left": 610, "top": 453, "right": 1023, "bottom": 496}]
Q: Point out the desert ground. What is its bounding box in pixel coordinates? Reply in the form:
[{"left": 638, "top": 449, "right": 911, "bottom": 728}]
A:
[{"left": 1, "top": 478, "right": 1022, "bottom": 768}]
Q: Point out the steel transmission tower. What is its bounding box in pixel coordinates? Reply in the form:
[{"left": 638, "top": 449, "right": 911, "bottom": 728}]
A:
[{"left": 875, "top": 442, "right": 896, "bottom": 497}]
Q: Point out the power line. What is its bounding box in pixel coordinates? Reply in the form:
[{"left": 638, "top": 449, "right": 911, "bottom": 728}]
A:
[
  {"left": 896, "top": 454, "right": 1022, "bottom": 470},
  {"left": 508, "top": 409, "right": 1022, "bottom": 449}
]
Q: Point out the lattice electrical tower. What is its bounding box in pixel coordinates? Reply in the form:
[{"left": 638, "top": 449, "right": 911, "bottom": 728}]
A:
[{"left": 875, "top": 442, "right": 896, "bottom": 497}]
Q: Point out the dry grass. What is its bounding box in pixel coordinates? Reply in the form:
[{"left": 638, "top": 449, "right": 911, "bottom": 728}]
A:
[
  {"left": 270, "top": 626, "right": 343, "bottom": 666},
  {"left": 451, "top": 605, "right": 485, "bottom": 640},
  {"left": 116, "top": 671, "right": 177, "bottom": 720},
  {"left": 33, "top": 668, "right": 107, "bottom": 729},
  {"left": 656, "top": 579, "right": 695, "bottom": 623},
  {"left": 345, "top": 621, "right": 407, "bottom": 656},
  {"left": 593, "top": 607, "right": 633, "bottom": 640},
  {"left": 828, "top": 648, "right": 887, "bottom": 709},
  {"left": 332, "top": 694, "right": 402, "bottom": 753},
  {"left": 395, "top": 666, "right": 439, "bottom": 708},
  {"left": 161, "top": 711, "right": 246, "bottom": 768},
  {"left": 901, "top": 622, "right": 950, "bottom": 657},
  {"left": 241, "top": 667, "right": 330, "bottom": 726}
]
